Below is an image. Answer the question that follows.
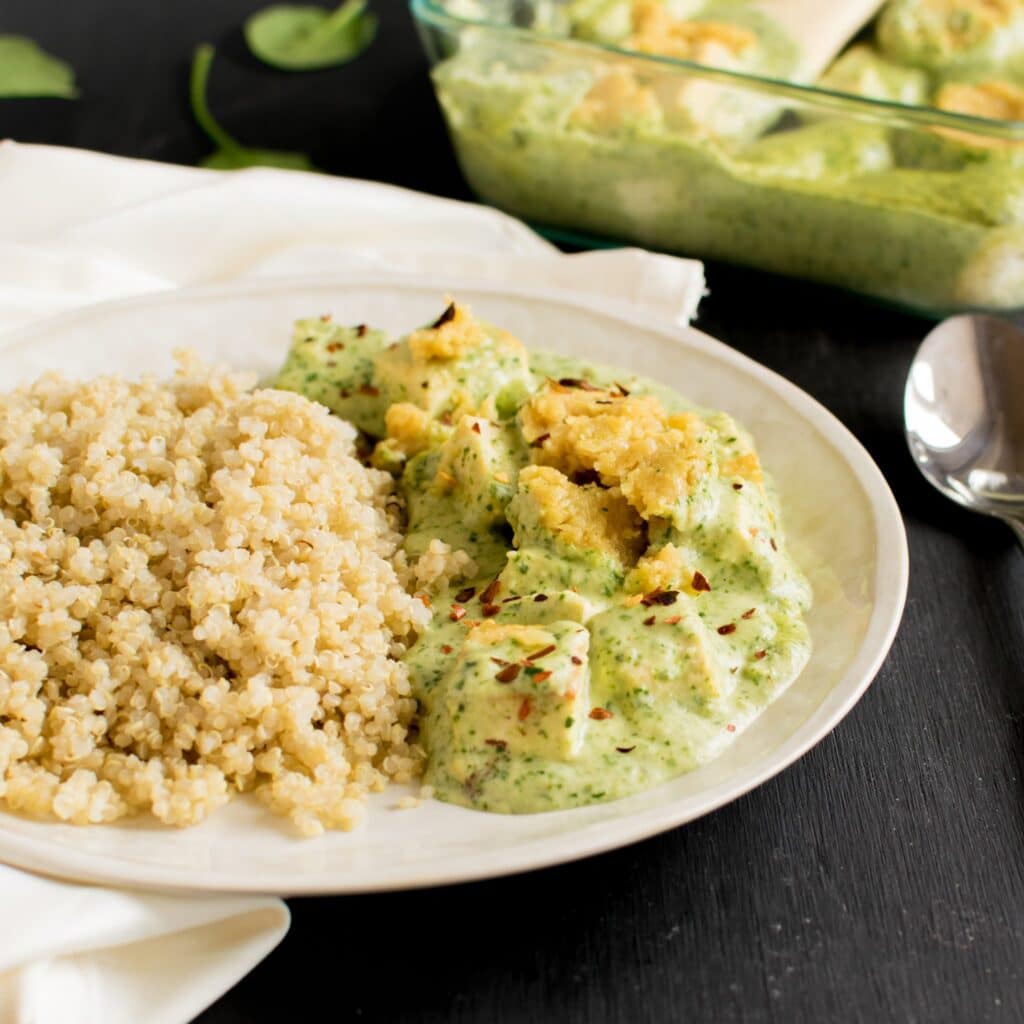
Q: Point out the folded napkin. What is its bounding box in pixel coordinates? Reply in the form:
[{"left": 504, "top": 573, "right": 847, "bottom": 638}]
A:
[
  {"left": 0, "top": 142, "right": 705, "bottom": 332},
  {"left": 0, "top": 141, "right": 706, "bottom": 1024},
  {"left": 0, "top": 865, "right": 289, "bottom": 1024}
]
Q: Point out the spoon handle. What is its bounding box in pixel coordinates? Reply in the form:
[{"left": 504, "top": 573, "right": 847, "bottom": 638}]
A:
[{"left": 1008, "top": 517, "right": 1024, "bottom": 552}]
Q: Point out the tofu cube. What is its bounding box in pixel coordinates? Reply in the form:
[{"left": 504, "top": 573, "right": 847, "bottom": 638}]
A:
[{"left": 444, "top": 620, "right": 590, "bottom": 765}]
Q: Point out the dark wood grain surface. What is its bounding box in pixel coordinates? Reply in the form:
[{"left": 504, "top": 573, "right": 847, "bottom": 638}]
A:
[{"left": 3, "top": 2, "right": 1023, "bottom": 1021}]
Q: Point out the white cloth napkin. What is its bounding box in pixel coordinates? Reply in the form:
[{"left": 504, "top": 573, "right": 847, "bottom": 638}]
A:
[
  {"left": 0, "top": 865, "right": 289, "bottom": 1024},
  {"left": 0, "top": 141, "right": 706, "bottom": 1024},
  {"left": 0, "top": 142, "right": 705, "bottom": 332}
]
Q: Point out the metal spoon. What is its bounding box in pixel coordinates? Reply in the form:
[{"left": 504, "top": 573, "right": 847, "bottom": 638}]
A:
[{"left": 904, "top": 313, "right": 1024, "bottom": 549}]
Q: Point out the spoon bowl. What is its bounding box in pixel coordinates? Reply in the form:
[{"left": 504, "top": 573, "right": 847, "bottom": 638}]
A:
[{"left": 904, "top": 313, "right": 1024, "bottom": 548}]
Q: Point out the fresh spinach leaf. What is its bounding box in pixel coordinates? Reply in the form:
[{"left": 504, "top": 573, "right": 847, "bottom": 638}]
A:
[
  {"left": 189, "top": 44, "right": 315, "bottom": 171},
  {"left": 0, "top": 35, "right": 77, "bottom": 98},
  {"left": 244, "top": 0, "right": 377, "bottom": 71}
]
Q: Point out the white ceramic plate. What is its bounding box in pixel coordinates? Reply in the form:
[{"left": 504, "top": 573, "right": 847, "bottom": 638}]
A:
[{"left": 0, "top": 274, "right": 907, "bottom": 894}]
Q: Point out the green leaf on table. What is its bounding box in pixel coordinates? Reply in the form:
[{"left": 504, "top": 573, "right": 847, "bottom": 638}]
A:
[
  {"left": 189, "top": 43, "right": 315, "bottom": 171},
  {"left": 201, "top": 145, "right": 315, "bottom": 171},
  {"left": 0, "top": 35, "right": 77, "bottom": 98},
  {"left": 244, "top": 0, "right": 377, "bottom": 71}
]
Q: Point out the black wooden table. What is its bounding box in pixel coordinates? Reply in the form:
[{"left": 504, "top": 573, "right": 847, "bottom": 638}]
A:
[{"left": 4, "top": 2, "right": 1023, "bottom": 1021}]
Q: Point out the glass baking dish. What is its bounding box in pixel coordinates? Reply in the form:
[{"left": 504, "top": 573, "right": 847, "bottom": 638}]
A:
[{"left": 411, "top": 0, "right": 1024, "bottom": 317}]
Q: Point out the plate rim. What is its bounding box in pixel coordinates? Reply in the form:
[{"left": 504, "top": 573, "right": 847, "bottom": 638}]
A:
[{"left": 0, "top": 272, "right": 909, "bottom": 894}]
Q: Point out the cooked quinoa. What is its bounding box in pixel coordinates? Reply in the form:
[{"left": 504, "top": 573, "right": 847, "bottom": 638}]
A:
[{"left": 0, "top": 352, "right": 467, "bottom": 836}]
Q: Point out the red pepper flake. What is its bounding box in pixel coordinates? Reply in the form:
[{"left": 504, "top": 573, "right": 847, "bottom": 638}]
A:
[
  {"left": 491, "top": 657, "right": 509, "bottom": 667},
  {"left": 614, "top": 382, "right": 631, "bottom": 396},
  {"left": 481, "top": 603, "right": 501, "bottom": 617},
  {"left": 502, "top": 595, "right": 522, "bottom": 604},
  {"left": 326, "top": 341, "right": 345, "bottom": 353},
  {"left": 421, "top": 381, "right": 429, "bottom": 389},
  {"left": 485, "top": 738, "right": 507, "bottom": 750},
  {"left": 449, "top": 605, "right": 467, "bottom": 622},
  {"left": 742, "top": 608, "right": 756, "bottom": 619},
  {"left": 320, "top": 313, "right": 332, "bottom": 322},
  {"left": 532, "top": 670, "right": 553, "bottom": 684},
  {"left": 718, "top": 623, "right": 737, "bottom": 635},
  {"left": 589, "top": 707, "right": 613, "bottom": 720},
  {"left": 732, "top": 482, "right": 743, "bottom": 491},
  {"left": 357, "top": 384, "right": 380, "bottom": 397},
  {"left": 480, "top": 578, "right": 502, "bottom": 604},
  {"left": 664, "top": 615, "right": 682, "bottom": 625},
  {"left": 533, "top": 594, "right": 549, "bottom": 603},
  {"left": 726, "top": 723, "right": 736, "bottom": 733},
  {"left": 557, "top": 377, "right": 599, "bottom": 391},
  {"left": 616, "top": 746, "right": 636, "bottom": 754},
  {"left": 518, "top": 697, "right": 532, "bottom": 720},
  {"left": 455, "top": 586, "right": 476, "bottom": 603},
  {"left": 441, "top": 644, "right": 454, "bottom": 655},
  {"left": 570, "top": 468, "right": 602, "bottom": 487},
  {"left": 431, "top": 303, "right": 456, "bottom": 328},
  {"left": 356, "top": 323, "right": 368, "bottom": 337},
  {"left": 339, "top": 389, "right": 351, "bottom": 399},
  {"left": 526, "top": 644, "right": 557, "bottom": 662},
  {"left": 770, "top": 537, "right": 778, "bottom": 551},
  {"left": 496, "top": 664, "right": 521, "bottom": 683},
  {"left": 643, "top": 615, "right": 656, "bottom": 626},
  {"left": 471, "top": 422, "right": 481, "bottom": 434},
  {"left": 640, "top": 588, "right": 664, "bottom": 607},
  {"left": 652, "top": 590, "right": 679, "bottom": 606},
  {"left": 417, "top": 593, "right": 431, "bottom": 608},
  {"left": 692, "top": 571, "right": 711, "bottom": 593},
  {"left": 754, "top": 649, "right": 767, "bottom": 660},
  {"left": 530, "top": 433, "right": 551, "bottom": 448},
  {"left": 440, "top": 411, "right": 453, "bottom": 426},
  {"left": 571, "top": 655, "right": 583, "bottom": 665}
]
